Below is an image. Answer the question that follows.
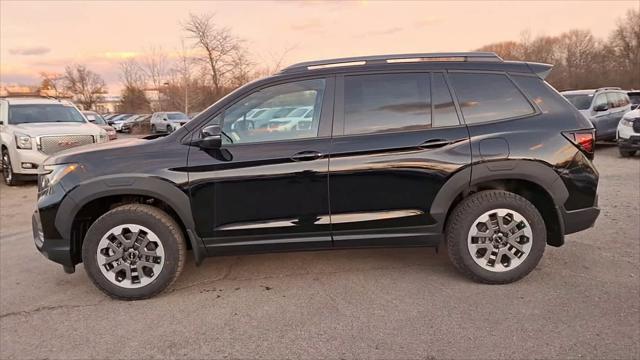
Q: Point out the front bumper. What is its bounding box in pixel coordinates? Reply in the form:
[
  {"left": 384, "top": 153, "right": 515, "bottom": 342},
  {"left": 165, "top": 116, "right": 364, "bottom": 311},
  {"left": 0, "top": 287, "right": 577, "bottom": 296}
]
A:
[
  {"left": 32, "top": 210, "right": 74, "bottom": 267},
  {"left": 617, "top": 135, "right": 640, "bottom": 150},
  {"left": 10, "top": 148, "right": 48, "bottom": 175}
]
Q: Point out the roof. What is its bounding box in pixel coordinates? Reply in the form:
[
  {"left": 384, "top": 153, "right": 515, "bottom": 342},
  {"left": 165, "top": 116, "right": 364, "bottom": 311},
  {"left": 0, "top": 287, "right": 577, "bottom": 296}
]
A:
[
  {"left": 1, "top": 97, "right": 74, "bottom": 106},
  {"left": 561, "top": 88, "right": 625, "bottom": 95}
]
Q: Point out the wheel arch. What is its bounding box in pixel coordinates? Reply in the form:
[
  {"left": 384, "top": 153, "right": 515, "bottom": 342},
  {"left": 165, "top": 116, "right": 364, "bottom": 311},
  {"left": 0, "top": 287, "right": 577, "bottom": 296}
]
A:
[
  {"left": 57, "top": 176, "right": 205, "bottom": 265},
  {"left": 432, "top": 160, "right": 568, "bottom": 247}
]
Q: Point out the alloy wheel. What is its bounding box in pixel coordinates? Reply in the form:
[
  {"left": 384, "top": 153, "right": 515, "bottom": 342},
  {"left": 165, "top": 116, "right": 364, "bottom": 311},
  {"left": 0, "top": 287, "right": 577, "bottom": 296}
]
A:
[
  {"left": 467, "top": 208, "right": 533, "bottom": 272},
  {"left": 96, "top": 224, "right": 165, "bottom": 288}
]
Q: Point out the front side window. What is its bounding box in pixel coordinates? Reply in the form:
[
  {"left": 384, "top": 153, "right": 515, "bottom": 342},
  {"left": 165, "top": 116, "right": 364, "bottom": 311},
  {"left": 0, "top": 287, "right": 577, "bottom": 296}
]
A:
[
  {"left": 9, "top": 104, "right": 86, "bottom": 124},
  {"left": 221, "top": 78, "right": 325, "bottom": 144},
  {"left": 344, "top": 73, "right": 431, "bottom": 135},
  {"left": 593, "top": 94, "right": 608, "bottom": 109},
  {"left": 449, "top": 73, "right": 535, "bottom": 124}
]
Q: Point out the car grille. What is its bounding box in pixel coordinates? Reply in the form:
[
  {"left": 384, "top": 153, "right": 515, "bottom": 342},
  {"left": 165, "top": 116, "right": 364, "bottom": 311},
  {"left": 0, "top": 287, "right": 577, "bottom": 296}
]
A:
[
  {"left": 633, "top": 118, "right": 640, "bottom": 133},
  {"left": 39, "top": 135, "right": 95, "bottom": 155}
]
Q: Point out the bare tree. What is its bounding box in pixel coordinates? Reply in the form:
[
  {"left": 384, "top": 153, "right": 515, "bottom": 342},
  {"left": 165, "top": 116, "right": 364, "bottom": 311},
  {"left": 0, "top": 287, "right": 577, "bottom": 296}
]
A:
[
  {"left": 119, "top": 58, "right": 147, "bottom": 89},
  {"left": 140, "top": 45, "right": 169, "bottom": 91},
  {"left": 183, "top": 13, "right": 243, "bottom": 96},
  {"left": 63, "top": 64, "right": 106, "bottom": 110},
  {"left": 39, "top": 72, "right": 67, "bottom": 97},
  {"left": 609, "top": 8, "right": 640, "bottom": 88}
]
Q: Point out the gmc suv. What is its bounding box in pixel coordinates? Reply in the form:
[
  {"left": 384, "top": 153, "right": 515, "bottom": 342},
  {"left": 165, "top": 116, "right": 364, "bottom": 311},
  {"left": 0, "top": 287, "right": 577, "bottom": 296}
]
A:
[{"left": 32, "top": 52, "right": 600, "bottom": 300}]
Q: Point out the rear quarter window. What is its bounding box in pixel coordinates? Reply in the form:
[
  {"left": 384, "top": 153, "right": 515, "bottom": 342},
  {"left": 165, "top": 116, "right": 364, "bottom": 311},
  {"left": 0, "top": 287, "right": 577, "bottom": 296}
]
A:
[{"left": 448, "top": 73, "right": 535, "bottom": 124}]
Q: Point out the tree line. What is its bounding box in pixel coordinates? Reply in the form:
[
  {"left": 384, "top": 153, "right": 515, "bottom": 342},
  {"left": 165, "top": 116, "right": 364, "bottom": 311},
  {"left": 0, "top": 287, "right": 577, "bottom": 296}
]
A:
[
  {"left": 478, "top": 9, "right": 639, "bottom": 91},
  {"left": 39, "top": 9, "right": 639, "bottom": 113}
]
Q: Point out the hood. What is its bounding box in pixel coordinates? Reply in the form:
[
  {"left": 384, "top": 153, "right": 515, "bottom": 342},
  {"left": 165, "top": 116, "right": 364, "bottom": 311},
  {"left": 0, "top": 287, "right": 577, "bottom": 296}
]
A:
[
  {"left": 12, "top": 122, "right": 102, "bottom": 137},
  {"left": 97, "top": 124, "right": 116, "bottom": 132},
  {"left": 622, "top": 109, "right": 640, "bottom": 119},
  {"left": 45, "top": 137, "right": 148, "bottom": 165}
]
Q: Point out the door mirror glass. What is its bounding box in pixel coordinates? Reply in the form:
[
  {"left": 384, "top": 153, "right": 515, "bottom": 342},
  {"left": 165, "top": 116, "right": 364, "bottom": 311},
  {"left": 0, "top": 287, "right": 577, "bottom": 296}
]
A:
[{"left": 198, "top": 125, "right": 222, "bottom": 149}]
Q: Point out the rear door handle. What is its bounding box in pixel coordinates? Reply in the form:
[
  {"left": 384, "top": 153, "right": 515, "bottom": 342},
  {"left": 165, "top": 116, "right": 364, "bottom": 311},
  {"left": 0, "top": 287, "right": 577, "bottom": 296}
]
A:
[
  {"left": 418, "top": 139, "right": 453, "bottom": 149},
  {"left": 291, "top": 150, "right": 324, "bottom": 161}
]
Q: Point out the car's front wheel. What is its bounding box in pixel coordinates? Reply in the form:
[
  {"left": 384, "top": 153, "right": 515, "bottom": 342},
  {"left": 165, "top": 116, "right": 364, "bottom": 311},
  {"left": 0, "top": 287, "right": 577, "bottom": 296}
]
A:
[
  {"left": 2, "top": 148, "right": 19, "bottom": 186},
  {"left": 166, "top": 125, "right": 173, "bottom": 133},
  {"left": 446, "top": 190, "right": 546, "bottom": 284},
  {"left": 82, "top": 204, "right": 186, "bottom": 300}
]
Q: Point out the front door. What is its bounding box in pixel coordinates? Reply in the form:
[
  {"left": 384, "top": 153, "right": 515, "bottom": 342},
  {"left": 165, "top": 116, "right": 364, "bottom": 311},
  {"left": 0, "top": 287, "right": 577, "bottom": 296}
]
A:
[
  {"left": 328, "top": 72, "right": 471, "bottom": 247},
  {"left": 187, "top": 77, "right": 335, "bottom": 253}
]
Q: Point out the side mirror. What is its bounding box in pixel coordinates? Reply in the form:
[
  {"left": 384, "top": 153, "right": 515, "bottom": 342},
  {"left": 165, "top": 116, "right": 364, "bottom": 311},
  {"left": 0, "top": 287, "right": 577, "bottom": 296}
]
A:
[
  {"left": 197, "top": 125, "right": 222, "bottom": 149},
  {"left": 594, "top": 103, "right": 608, "bottom": 112}
]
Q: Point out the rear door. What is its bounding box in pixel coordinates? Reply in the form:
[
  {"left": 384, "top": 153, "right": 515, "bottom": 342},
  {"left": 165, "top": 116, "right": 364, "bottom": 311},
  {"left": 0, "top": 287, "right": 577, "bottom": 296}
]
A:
[{"left": 328, "top": 72, "right": 471, "bottom": 247}]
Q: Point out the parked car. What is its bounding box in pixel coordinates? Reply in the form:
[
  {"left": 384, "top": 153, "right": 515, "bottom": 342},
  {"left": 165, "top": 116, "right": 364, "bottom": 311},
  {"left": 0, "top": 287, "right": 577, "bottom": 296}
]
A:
[
  {"left": 122, "top": 114, "right": 151, "bottom": 133},
  {"left": 562, "top": 88, "right": 632, "bottom": 140},
  {"left": 1, "top": 97, "right": 107, "bottom": 185},
  {"left": 616, "top": 108, "right": 640, "bottom": 157},
  {"left": 627, "top": 90, "right": 640, "bottom": 110},
  {"left": 150, "top": 112, "right": 190, "bottom": 133},
  {"left": 110, "top": 114, "right": 135, "bottom": 132},
  {"left": 82, "top": 111, "right": 117, "bottom": 140},
  {"left": 32, "top": 52, "right": 600, "bottom": 300}
]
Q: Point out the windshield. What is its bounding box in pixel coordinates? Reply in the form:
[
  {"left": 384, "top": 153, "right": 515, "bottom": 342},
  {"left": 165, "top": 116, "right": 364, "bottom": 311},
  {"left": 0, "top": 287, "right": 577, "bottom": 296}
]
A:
[
  {"left": 83, "top": 112, "right": 106, "bottom": 125},
  {"left": 564, "top": 94, "right": 593, "bottom": 110},
  {"left": 9, "top": 104, "right": 86, "bottom": 124},
  {"left": 167, "top": 112, "right": 188, "bottom": 120}
]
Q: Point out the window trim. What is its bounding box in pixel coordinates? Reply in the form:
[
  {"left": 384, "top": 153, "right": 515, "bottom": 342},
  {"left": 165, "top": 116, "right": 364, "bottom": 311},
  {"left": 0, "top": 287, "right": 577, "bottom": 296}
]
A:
[
  {"left": 446, "top": 70, "right": 541, "bottom": 127},
  {"left": 190, "top": 76, "right": 336, "bottom": 147}
]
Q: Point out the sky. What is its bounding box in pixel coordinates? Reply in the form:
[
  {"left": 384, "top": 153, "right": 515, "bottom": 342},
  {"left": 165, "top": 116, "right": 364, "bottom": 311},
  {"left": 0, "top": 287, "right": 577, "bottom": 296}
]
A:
[{"left": 1, "top": 0, "right": 637, "bottom": 95}]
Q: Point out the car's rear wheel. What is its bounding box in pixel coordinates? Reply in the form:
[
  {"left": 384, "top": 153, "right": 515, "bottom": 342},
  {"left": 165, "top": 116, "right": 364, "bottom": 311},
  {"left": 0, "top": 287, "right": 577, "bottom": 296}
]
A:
[
  {"left": 619, "top": 148, "right": 636, "bottom": 157},
  {"left": 82, "top": 204, "right": 186, "bottom": 300},
  {"left": 446, "top": 190, "right": 546, "bottom": 284},
  {"left": 2, "top": 148, "right": 19, "bottom": 186}
]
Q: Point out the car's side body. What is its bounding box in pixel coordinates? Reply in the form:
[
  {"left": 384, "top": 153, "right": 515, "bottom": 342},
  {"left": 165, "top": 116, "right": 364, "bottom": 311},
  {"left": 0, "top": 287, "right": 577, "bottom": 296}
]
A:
[
  {"left": 33, "top": 54, "right": 599, "bottom": 279},
  {"left": 616, "top": 108, "right": 640, "bottom": 156},
  {"left": 561, "top": 88, "right": 632, "bottom": 140}
]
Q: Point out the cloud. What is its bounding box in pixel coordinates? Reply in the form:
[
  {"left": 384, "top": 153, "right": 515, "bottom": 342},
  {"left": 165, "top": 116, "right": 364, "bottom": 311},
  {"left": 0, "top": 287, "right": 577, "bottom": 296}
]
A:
[
  {"left": 354, "top": 27, "right": 403, "bottom": 39},
  {"left": 9, "top": 46, "right": 51, "bottom": 56}
]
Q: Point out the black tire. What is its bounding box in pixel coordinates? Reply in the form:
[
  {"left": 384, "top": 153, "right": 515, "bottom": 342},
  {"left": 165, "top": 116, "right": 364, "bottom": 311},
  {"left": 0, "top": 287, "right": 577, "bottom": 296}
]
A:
[
  {"left": 619, "top": 148, "right": 636, "bottom": 157},
  {"left": 446, "top": 190, "right": 546, "bottom": 284},
  {"left": 82, "top": 204, "right": 186, "bottom": 300},
  {"left": 166, "top": 125, "right": 173, "bottom": 133},
  {"left": 2, "top": 148, "right": 19, "bottom": 186}
]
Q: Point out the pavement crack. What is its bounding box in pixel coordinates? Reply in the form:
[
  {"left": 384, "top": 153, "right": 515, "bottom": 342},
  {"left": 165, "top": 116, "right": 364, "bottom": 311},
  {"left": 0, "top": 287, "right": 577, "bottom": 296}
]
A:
[{"left": 0, "top": 302, "right": 103, "bottom": 320}]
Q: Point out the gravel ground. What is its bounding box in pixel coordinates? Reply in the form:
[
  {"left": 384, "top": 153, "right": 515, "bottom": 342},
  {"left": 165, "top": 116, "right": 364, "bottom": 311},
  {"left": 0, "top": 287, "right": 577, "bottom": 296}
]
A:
[{"left": 0, "top": 143, "right": 638, "bottom": 359}]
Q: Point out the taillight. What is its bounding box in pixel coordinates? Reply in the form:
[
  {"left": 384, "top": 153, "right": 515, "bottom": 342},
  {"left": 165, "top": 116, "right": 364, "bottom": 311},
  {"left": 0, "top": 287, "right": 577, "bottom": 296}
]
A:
[{"left": 562, "top": 130, "right": 595, "bottom": 159}]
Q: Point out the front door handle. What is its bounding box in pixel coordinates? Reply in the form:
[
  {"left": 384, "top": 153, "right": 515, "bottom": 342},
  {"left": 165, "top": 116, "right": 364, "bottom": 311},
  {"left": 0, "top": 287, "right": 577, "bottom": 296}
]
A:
[
  {"left": 418, "top": 139, "right": 453, "bottom": 149},
  {"left": 291, "top": 150, "right": 324, "bottom": 161}
]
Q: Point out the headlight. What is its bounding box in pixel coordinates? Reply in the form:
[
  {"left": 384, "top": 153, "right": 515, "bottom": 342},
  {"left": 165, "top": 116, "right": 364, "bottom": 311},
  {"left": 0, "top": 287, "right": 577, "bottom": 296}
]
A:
[
  {"left": 620, "top": 117, "right": 638, "bottom": 127},
  {"left": 15, "top": 133, "right": 32, "bottom": 149},
  {"left": 38, "top": 163, "right": 79, "bottom": 192},
  {"left": 98, "top": 130, "right": 108, "bottom": 142}
]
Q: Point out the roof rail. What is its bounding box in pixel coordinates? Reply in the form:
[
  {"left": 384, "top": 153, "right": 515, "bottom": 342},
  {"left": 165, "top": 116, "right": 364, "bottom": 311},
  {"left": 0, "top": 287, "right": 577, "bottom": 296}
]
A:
[
  {"left": 281, "top": 52, "right": 503, "bottom": 73},
  {"left": 595, "top": 87, "right": 622, "bottom": 92}
]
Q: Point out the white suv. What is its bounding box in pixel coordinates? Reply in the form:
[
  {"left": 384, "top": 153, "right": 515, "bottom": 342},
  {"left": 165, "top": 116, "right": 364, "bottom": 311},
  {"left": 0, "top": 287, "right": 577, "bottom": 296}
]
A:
[
  {"left": 617, "top": 109, "right": 640, "bottom": 157},
  {"left": 150, "top": 112, "right": 189, "bottom": 133},
  {"left": 0, "top": 97, "right": 108, "bottom": 185}
]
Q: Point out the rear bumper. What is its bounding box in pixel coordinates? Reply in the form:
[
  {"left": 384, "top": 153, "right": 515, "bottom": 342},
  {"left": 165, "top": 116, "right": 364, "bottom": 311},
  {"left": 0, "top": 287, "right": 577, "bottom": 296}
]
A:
[{"left": 562, "top": 206, "right": 600, "bottom": 235}]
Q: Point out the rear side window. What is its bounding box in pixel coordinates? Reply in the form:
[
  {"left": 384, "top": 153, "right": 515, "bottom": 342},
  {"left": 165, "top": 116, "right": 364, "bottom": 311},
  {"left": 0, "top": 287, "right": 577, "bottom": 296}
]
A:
[
  {"left": 448, "top": 73, "right": 535, "bottom": 124},
  {"left": 344, "top": 73, "right": 431, "bottom": 135}
]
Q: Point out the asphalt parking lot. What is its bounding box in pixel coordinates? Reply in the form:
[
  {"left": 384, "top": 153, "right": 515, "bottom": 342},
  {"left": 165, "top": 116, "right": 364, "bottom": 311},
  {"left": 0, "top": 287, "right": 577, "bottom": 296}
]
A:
[{"left": 0, "top": 142, "right": 638, "bottom": 359}]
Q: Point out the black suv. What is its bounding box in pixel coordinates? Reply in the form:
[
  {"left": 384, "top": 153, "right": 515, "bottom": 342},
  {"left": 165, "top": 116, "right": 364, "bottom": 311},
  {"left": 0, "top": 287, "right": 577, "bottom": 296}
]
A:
[{"left": 32, "top": 52, "right": 600, "bottom": 300}]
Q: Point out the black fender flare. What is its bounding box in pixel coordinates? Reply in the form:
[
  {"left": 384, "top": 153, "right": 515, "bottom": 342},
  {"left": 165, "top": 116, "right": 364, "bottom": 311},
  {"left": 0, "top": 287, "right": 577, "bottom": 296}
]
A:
[
  {"left": 430, "top": 160, "right": 568, "bottom": 234},
  {"left": 56, "top": 176, "right": 205, "bottom": 265}
]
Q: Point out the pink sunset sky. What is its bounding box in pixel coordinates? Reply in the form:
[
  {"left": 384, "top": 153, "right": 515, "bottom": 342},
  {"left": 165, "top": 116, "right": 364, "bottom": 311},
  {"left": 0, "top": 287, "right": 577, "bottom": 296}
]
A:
[{"left": 1, "top": 0, "right": 636, "bottom": 95}]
